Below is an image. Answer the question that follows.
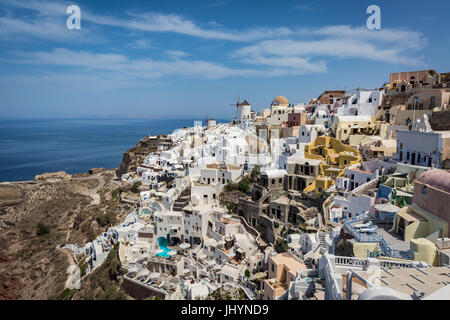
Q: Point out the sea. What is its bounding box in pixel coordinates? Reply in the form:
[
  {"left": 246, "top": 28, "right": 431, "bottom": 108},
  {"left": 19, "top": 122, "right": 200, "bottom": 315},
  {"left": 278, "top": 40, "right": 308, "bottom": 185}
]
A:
[{"left": 0, "top": 118, "right": 228, "bottom": 182}]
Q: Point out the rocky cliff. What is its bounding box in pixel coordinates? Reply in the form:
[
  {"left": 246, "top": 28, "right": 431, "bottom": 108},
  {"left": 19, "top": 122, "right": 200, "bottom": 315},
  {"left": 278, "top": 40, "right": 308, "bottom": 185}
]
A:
[
  {"left": 116, "top": 135, "right": 173, "bottom": 179},
  {"left": 0, "top": 169, "right": 131, "bottom": 299}
]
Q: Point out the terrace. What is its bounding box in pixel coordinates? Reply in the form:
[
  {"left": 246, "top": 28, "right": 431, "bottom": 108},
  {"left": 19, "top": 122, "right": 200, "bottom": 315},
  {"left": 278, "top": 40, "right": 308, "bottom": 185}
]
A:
[{"left": 343, "top": 213, "right": 414, "bottom": 260}]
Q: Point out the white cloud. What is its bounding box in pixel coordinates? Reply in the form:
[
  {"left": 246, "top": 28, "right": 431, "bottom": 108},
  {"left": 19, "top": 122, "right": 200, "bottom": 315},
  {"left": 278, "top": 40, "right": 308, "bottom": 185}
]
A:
[
  {"left": 129, "top": 38, "right": 153, "bottom": 49},
  {"left": 204, "top": 0, "right": 231, "bottom": 8},
  {"left": 0, "top": 0, "right": 428, "bottom": 80},
  {"left": 293, "top": 4, "right": 314, "bottom": 11},
  {"left": 8, "top": 48, "right": 263, "bottom": 81},
  {"left": 233, "top": 25, "right": 426, "bottom": 70},
  {"left": 1, "top": 0, "right": 294, "bottom": 42},
  {"left": 165, "top": 50, "right": 190, "bottom": 59}
]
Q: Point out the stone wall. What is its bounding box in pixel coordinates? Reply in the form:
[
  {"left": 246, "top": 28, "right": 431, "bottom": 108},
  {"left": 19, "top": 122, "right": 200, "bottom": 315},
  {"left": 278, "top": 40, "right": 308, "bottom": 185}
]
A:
[{"left": 122, "top": 277, "right": 166, "bottom": 300}]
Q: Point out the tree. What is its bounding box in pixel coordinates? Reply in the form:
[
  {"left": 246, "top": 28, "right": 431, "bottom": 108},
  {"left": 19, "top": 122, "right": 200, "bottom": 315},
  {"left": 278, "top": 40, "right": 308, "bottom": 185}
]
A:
[
  {"left": 238, "top": 176, "right": 250, "bottom": 194},
  {"left": 250, "top": 165, "right": 261, "bottom": 181},
  {"left": 244, "top": 269, "right": 251, "bottom": 278},
  {"left": 275, "top": 238, "right": 289, "bottom": 253}
]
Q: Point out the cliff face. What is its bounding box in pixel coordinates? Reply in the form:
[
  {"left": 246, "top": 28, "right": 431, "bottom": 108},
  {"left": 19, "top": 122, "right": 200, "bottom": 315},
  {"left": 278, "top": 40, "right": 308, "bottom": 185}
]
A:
[
  {"left": 116, "top": 135, "right": 173, "bottom": 179},
  {"left": 0, "top": 170, "right": 129, "bottom": 300}
]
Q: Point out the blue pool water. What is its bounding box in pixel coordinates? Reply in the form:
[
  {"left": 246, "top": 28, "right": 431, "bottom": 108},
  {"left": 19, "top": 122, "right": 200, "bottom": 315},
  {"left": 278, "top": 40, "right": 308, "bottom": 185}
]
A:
[{"left": 156, "top": 236, "right": 175, "bottom": 258}]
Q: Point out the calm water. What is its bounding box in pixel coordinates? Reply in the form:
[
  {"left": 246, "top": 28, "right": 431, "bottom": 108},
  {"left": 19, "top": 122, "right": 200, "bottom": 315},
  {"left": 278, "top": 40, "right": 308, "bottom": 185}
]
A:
[{"left": 0, "top": 118, "right": 226, "bottom": 182}]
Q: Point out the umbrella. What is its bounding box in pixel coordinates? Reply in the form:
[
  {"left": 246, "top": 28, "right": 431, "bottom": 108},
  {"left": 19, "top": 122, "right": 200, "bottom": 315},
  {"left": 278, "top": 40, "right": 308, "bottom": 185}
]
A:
[
  {"left": 183, "top": 268, "right": 191, "bottom": 274},
  {"left": 167, "top": 250, "right": 177, "bottom": 256},
  {"left": 154, "top": 249, "right": 164, "bottom": 254},
  {"left": 149, "top": 272, "right": 160, "bottom": 279},
  {"left": 179, "top": 243, "right": 191, "bottom": 249}
]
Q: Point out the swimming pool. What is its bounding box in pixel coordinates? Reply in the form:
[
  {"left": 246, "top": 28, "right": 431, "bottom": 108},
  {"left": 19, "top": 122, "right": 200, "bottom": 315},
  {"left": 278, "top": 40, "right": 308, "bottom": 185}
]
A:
[{"left": 156, "top": 237, "right": 176, "bottom": 258}]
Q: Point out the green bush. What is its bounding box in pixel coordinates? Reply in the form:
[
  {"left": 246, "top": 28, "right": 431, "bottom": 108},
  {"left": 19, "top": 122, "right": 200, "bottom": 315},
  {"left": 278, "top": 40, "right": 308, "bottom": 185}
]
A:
[
  {"left": 225, "top": 202, "right": 236, "bottom": 213},
  {"left": 96, "top": 211, "right": 117, "bottom": 228},
  {"left": 275, "top": 238, "right": 289, "bottom": 253},
  {"left": 111, "top": 188, "right": 120, "bottom": 200},
  {"left": 36, "top": 223, "right": 50, "bottom": 236},
  {"left": 225, "top": 181, "right": 237, "bottom": 192},
  {"left": 95, "top": 213, "right": 108, "bottom": 227},
  {"left": 238, "top": 176, "right": 250, "bottom": 194}
]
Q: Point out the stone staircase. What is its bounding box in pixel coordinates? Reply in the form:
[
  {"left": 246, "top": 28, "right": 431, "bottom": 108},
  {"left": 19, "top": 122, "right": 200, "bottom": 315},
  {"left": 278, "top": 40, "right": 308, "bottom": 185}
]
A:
[{"left": 173, "top": 186, "right": 191, "bottom": 211}]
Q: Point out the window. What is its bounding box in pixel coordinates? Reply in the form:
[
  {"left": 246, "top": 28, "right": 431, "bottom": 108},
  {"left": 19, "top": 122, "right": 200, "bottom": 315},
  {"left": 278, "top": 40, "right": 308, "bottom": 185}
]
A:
[
  {"left": 279, "top": 178, "right": 282, "bottom": 183},
  {"left": 272, "top": 179, "right": 275, "bottom": 184},
  {"left": 422, "top": 186, "right": 427, "bottom": 195},
  {"left": 271, "top": 263, "right": 275, "bottom": 272},
  {"left": 430, "top": 97, "right": 436, "bottom": 109},
  {"left": 400, "top": 143, "right": 403, "bottom": 149}
]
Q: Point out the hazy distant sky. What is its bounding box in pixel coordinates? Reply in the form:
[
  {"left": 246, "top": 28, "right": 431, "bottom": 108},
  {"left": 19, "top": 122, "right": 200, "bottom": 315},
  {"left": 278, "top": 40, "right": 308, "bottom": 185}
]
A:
[{"left": 0, "top": 0, "right": 448, "bottom": 119}]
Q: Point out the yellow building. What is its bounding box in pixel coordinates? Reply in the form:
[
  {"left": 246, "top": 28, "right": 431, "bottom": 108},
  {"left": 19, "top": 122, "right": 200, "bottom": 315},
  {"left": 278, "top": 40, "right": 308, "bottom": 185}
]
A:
[
  {"left": 332, "top": 115, "right": 389, "bottom": 147},
  {"left": 303, "top": 136, "right": 362, "bottom": 194}
]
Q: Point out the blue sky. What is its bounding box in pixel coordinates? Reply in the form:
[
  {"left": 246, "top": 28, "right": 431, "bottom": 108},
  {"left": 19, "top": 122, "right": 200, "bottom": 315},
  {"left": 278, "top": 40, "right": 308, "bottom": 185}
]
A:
[{"left": 0, "top": 0, "right": 449, "bottom": 119}]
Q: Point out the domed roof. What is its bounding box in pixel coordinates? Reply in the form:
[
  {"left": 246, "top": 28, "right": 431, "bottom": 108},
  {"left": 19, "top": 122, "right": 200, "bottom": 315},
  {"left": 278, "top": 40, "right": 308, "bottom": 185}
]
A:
[
  {"left": 416, "top": 169, "right": 450, "bottom": 193},
  {"left": 271, "top": 95, "right": 289, "bottom": 106}
]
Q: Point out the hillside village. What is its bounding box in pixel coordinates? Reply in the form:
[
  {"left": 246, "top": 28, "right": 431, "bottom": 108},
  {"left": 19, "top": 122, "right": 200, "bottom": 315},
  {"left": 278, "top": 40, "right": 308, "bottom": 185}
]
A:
[{"left": 3, "top": 69, "right": 450, "bottom": 300}]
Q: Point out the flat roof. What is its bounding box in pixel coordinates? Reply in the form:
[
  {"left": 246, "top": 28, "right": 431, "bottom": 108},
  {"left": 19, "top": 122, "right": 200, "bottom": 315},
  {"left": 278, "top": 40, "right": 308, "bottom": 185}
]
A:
[
  {"left": 270, "top": 252, "right": 306, "bottom": 273},
  {"left": 357, "top": 266, "right": 450, "bottom": 297}
]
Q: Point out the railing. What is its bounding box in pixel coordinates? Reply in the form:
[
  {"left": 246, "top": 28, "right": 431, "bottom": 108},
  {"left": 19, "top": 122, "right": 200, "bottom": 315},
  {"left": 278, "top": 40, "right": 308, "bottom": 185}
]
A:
[
  {"left": 343, "top": 214, "right": 414, "bottom": 260},
  {"left": 334, "top": 256, "right": 367, "bottom": 268},
  {"left": 378, "top": 259, "right": 415, "bottom": 269}
]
